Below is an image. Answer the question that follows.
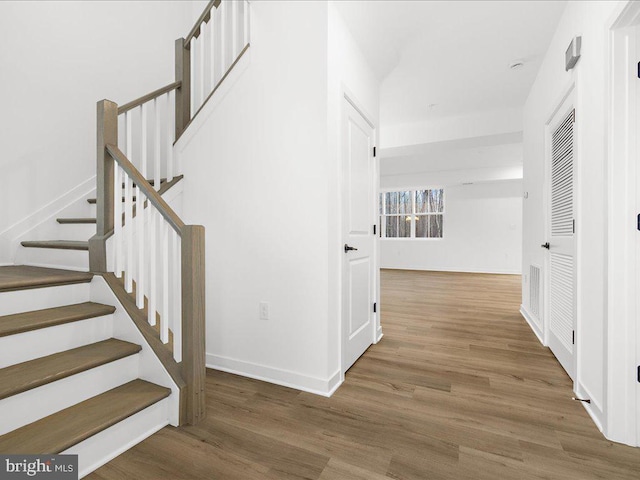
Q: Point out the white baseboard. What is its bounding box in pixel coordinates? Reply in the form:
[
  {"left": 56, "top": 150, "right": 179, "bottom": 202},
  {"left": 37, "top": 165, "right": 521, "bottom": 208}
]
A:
[
  {"left": 207, "top": 353, "right": 342, "bottom": 397},
  {"left": 380, "top": 266, "right": 522, "bottom": 275},
  {"left": 0, "top": 176, "right": 96, "bottom": 264},
  {"left": 375, "top": 326, "right": 383, "bottom": 343},
  {"left": 519, "top": 304, "right": 545, "bottom": 345}
]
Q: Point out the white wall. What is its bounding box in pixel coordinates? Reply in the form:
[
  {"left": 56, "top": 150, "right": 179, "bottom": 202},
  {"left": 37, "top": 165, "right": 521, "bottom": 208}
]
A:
[
  {"left": 175, "top": 1, "right": 379, "bottom": 395},
  {"left": 0, "top": 1, "right": 202, "bottom": 260},
  {"left": 521, "top": 0, "right": 627, "bottom": 441},
  {"left": 176, "top": 1, "right": 332, "bottom": 392},
  {"left": 380, "top": 179, "right": 522, "bottom": 274}
]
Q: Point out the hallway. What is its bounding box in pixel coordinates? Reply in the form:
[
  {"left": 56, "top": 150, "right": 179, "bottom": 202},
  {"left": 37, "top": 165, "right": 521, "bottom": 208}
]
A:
[{"left": 89, "top": 270, "right": 640, "bottom": 479}]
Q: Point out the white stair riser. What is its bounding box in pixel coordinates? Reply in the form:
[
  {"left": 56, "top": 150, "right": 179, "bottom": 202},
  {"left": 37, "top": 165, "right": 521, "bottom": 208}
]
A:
[
  {"left": 0, "top": 315, "right": 114, "bottom": 368},
  {"left": 0, "top": 284, "right": 90, "bottom": 316},
  {"left": 64, "top": 397, "right": 170, "bottom": 479},
  {"left": 0, "top": 355, "right": 139, "bottom": 436},
  {"left": 54, "top": 223, "right": 96, "bottom": 241},
  {"left": 16, "top": 246, "right": 89, "bottom": 271}
]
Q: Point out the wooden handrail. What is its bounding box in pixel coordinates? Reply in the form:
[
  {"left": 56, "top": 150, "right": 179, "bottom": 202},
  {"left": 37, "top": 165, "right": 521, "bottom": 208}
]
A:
[
  {"left": 184, "top": 0, "right": 221, "bottom": 46},
  {"left": 105, "top": 144, "right": 185, "bottom": 233},
  {"left": 118, "top": 81, "right": 182, "bottom": 115}
]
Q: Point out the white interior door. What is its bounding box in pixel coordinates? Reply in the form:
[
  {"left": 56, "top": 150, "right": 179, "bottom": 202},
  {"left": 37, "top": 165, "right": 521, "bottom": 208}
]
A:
[
  {"left": 342, "top": 100, "right": 375, "bottom": 372},
  {"left": 545, "top": 101, "right": 576, "bottom": 380}
]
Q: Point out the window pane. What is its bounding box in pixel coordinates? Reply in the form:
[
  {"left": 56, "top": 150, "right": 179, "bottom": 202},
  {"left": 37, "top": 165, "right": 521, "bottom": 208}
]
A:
[
  {"left": 416, "top": 190, "right": 428, "bottom": 213},
  {"left": 385, "top": 215, "right": 411, "bottom": 237},
  {"left": 416, "top": 215, "right": 428, "bottom": 237},
  {"left": 429, "top": 189, "right": 444, "bottom": 213},
  {"left": 385, "top": 216, "right": 398, "bottom": 237},
  {"left": 398, "top": 191, "right": 411, "bottom": 214},
  {"left": 416, "top": 214, "right": 444, "bottom": 238},
  {"left": 429, "top": 214, "right": 443, "bottom": 237},
  {"left": 385, "top": 192, "right": 398, "bottom": 214},
  {"left": 379, "top": 193, "right": 383, "bottom": 215},
  {"left": 399, "top": 215, "right": 411, "bottom": 237}
]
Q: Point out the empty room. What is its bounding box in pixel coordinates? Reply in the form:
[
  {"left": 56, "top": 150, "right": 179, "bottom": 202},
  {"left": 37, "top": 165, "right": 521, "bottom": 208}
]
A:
[{"left": 1, "top": 1, "right": 639, "bottom": 479}]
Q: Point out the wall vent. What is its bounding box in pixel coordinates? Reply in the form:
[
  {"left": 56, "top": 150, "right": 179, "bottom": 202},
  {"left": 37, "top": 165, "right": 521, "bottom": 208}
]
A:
[{"left": 529, "top": 264, "right": 541, "bottom": 320}]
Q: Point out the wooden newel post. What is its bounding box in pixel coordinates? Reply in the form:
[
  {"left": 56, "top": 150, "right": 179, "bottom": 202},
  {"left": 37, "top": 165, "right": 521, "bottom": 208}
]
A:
[
  {"left": 181, "top": 224, "right": 206, "bottom": 424},
  {"left": 89, "top": 99, "right": 118, "bottom": 273},
  {"left": 175, "top": 38, "right": 191, "bottom": 139}
]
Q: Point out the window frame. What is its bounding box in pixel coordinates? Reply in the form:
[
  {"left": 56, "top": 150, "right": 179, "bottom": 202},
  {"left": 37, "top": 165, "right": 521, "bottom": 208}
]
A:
[{"left": 379, "top": 187, "right": 445, "bottom": 240}]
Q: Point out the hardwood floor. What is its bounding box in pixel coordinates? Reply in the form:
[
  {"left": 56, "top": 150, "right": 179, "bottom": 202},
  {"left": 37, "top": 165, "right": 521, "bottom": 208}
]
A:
[{"left": 88, "top": 269, "right": 640, "bottom": 479}]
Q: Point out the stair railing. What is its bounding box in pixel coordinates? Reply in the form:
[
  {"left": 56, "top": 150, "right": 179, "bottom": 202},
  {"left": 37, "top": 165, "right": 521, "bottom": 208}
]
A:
[
  {"left": 91, "top": 98, "right": 205, "bottom": 426},
  {"left": 175, "top": 0, "right": 251, "bottom": 139},
  {"left": 89, "top": 0, "right": 250, "bottom": 426}
]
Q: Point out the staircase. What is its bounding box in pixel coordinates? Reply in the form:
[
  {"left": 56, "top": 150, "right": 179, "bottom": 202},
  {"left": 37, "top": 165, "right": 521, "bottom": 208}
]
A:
[
  {"left": 0, "top": 266, "right": 172, "bottom": 476},
  {"left": 0, "top": 0, "right": 250, "bottom": 475}
]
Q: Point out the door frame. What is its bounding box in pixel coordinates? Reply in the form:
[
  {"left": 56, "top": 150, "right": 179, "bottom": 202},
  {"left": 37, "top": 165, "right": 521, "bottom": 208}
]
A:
[
  {"left": 607, "top": 0, "right": 640, "bottom": 446},
  {"left": 543, "top": 84, "right": 579, "bottom": 384},
  {"left": 339, "top": 90, "right": 380, "bottom": 380}
]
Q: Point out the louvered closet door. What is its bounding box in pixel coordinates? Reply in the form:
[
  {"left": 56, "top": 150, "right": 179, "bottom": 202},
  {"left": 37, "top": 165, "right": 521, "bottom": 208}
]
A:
[{"left": 547, "top": 107, "right": 576, "bottom": 380}]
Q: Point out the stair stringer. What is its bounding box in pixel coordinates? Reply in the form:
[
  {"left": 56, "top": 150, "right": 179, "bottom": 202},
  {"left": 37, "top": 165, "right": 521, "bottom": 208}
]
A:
[{"left": 90, "top": 276, "right": 183, "bottom": 427}]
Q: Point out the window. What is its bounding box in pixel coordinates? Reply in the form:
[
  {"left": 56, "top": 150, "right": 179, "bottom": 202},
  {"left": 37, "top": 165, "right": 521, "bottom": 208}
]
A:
[{"left": 379, "top": 189, "right": 444, "bottom": 238}]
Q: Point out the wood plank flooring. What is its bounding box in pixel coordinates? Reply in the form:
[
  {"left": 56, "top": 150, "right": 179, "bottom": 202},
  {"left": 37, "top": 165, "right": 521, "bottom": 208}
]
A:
[{"left": 88, "top": 270, "right": 640, "bottom": 479}]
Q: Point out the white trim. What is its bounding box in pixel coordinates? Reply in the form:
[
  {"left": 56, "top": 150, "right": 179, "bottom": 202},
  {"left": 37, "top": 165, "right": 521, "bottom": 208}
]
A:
[
  {"left": 520, "top": 304, "right": 545, "bottom": 345},
  {"left": 0, "top": 176, "right": 96, "bottom": 264},
  {"left": 207, "top": 354, "right": 343, "bottom": 397},
  {"left": 605, "top": 0, "right": 640, "bottom": 447}
]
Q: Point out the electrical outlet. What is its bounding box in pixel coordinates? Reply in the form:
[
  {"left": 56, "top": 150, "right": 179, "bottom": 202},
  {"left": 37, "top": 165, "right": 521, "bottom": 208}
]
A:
[{"left": 259, "top": 302, "right": 269, "bottom": 320}]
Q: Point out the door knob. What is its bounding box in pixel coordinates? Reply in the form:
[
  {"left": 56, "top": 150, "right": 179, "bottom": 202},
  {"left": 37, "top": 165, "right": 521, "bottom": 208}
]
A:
[
  {"left": 541, "top": 242, "right": 550, "bottom": 249},
  {"left": 344, "top": 244, "right": 358, "bottom": 253}
]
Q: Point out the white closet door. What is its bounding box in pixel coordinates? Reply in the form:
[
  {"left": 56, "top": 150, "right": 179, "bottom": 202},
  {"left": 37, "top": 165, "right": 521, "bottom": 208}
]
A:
[{"left": 546, "top": 105, "right": 576, "bottom": 380}]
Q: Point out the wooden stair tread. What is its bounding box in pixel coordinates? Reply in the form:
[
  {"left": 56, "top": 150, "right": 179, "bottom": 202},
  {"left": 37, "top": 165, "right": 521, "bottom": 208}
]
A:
[
  {"left": 0, "top": 339, "right": 141, "bottom": 400},
  {"left": 0, "top": 266, "right": 93, "bottom": 292},
  {"left": 0, "top": 380, "right": 170, "bottom": 454},
  {"left": 0, "top": 302, "right": 115, "bottom": 337},
  {"left": 21, "top": 240, "right": 89, "bottom": 251},
  {"left": 57, "top": 218, "right": 97, "bottom": 224}
]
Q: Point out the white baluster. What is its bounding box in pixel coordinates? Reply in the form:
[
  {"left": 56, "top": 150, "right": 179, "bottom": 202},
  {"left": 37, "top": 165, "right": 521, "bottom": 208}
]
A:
[
  {"left": 124, "top": 175, "right": 134, "bottom": 293},
  {"left": 199, "top": 20, "right": 206, "bottom": 107},
  {"left": 141, "top": 104, "right": 148, "bottom": 179},
  {"left": 220, "top": 1, "right": 227, "bottom": 73},
  {"left": 136, "top": 196, "right": 145, "bottom": 309},
  {"left": 148, "top": 208, "right": 157, "bottom": 326},
  {"left": 173, "top": 230, "right": 182, "bottom": 363},
  {"left": 125, "top": 111, "right": 133, "bottom": 166},
  {"left": 166, "top": 92, "right": 174, "bottom": 182},
  {"left": 154, "top": 98, "right": 161, "bottom": 191},
  {"left": 214, "top": 8, "right": 217, "bottom": 89},
  {"left": 171, "top": 90, "right": 178, "bottom": 175},
  {"left": 244, "top": 0, "right": 250, "bottom": 46},
  {"left": 114, "top": 166, "right": 123, "bottom": 278},
  {"left": 231, "top": 0, "right": 238, "bottom": 59},
  {"left": 161, "top": 220, "right": 170, "bottom": 344}
]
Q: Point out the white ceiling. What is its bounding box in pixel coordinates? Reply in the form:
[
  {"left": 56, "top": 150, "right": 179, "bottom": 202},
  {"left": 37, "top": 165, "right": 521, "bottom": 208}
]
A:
[{"left": 334, "top": 0, "right": 567, "bottom": 127}]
